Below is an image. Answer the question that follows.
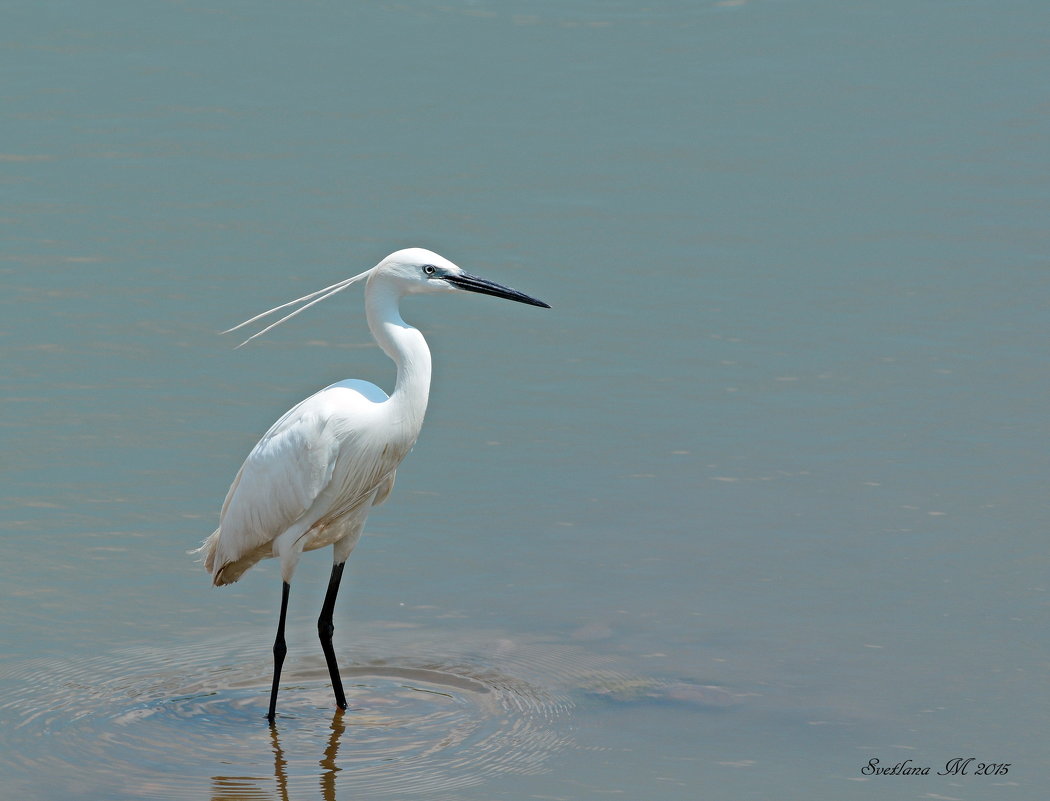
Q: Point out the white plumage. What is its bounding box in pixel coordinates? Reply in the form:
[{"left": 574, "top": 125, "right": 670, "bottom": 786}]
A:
[
  {"left": 195, "top": 247, "right": 549, "bottom": 721},
  {"left": 202, "top": 378, "right": 402, "bottom": 585}
]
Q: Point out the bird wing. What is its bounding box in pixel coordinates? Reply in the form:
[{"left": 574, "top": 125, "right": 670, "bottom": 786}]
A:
[{"left": 213, "top": 380, "right": 404, "bottom": 571}]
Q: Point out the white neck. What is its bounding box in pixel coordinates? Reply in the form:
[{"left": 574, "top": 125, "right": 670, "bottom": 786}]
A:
[{"left": 365, "top": 278, "right": 431, "bottom": 439}]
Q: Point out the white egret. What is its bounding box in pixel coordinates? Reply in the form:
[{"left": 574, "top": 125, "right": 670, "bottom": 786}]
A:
[{"left": 196, "top": 247, "right": 549, "bottom": 721}]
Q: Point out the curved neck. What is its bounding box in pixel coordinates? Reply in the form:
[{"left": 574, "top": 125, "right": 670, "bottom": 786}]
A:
[{"left": 365, "top": 279, "right": 431, "bottom": 438}]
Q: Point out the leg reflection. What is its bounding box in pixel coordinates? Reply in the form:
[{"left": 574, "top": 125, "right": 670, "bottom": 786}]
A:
[
  {"left": 320, "top": 708, "right": 346, "bottom": 801},
  {"left": 266, "top": 708, "right": 346, "bottom": 801},
  {"left": 270, "top": 721, "right": 290, "bottom": 801}
]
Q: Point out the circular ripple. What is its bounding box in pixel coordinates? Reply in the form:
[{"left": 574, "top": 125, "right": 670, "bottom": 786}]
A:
[{"left": 0, "top": 633, "right": 572, "bottom": 800}]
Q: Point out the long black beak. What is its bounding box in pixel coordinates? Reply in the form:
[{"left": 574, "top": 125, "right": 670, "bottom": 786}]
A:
[{"left": 444, "top": 272, "right": 551, "bottom": 308}]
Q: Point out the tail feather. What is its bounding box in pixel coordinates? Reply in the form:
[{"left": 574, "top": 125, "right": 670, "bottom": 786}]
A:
[
  {"left": 189, "top": 528, "right": 226, "bottom": 586},
  {"left": 190, "top": 527, "right": 271, "bottom": 587}
]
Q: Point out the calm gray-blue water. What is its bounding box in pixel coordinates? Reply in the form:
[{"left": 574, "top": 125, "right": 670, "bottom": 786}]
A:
[{"left": 2, "top": 1, "right": 1048, "bottom": 799}]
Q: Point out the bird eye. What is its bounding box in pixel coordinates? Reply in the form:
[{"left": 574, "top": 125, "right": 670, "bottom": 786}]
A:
[{"left": 422, "top": 264, "right": 436, "bottom": 276}]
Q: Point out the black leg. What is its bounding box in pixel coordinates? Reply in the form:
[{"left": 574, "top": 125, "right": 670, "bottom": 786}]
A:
[
  {"left": 268, "top": 581, "right": 291, "bottom": 723},
  {"left": 317, "top": 562, "right": 348, "bottom": 710}
]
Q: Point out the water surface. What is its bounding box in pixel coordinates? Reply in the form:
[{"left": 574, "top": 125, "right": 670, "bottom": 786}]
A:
[{"left": 2, "top": 1, "right": 1048, "bottom": 799}]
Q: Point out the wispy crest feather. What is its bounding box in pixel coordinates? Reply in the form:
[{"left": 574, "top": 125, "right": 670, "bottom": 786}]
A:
[{"left": 224, "top": 268, "right": 374, "bottom": 348}]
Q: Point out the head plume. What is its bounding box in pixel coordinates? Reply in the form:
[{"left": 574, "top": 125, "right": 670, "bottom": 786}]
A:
[{"left": 223, "top": 266, "right": 374, "bottom": 348}]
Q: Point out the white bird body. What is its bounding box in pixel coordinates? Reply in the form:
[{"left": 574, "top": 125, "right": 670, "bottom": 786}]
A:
[
  {"left": 200, "top": 260, "right": 435, "bottom": 587},
  {"left": 196, "top": 247, "right": 548, "bottom": 721},
  {"left": 202, "top": 378, "right": 402, "bottom": 585}
]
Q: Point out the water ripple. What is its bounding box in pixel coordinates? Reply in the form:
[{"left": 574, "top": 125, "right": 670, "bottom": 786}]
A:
[{"left": 0, "top": 632, "right": 576, "bottom": 800}]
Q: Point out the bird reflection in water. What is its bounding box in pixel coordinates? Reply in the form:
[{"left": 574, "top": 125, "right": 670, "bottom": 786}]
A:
[
  {"left": 208, "top": 710, "right": 346, "bottom": 801},
  {"left": 317, "top": 710, "right": 346, "bottom": 801}
]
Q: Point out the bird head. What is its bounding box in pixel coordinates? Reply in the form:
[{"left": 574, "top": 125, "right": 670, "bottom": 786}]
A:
[
  {"left": 225, "top": 247, "right": 548, "bottom": 347},
  {"left": 374, "top": 248, "right": 550, "bottom": 308}
]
